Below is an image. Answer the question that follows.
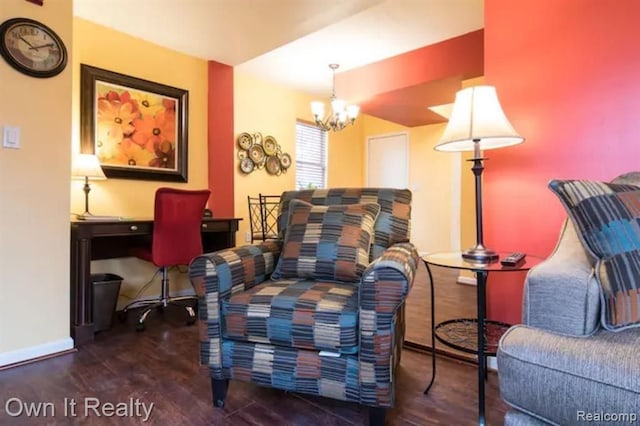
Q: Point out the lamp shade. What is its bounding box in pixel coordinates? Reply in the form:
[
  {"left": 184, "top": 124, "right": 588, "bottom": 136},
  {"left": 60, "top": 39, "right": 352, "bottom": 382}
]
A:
[
  {"left": 435, "top": 85, "right": 523, "bottom": 152},
  {"left": 72, "top": 153, "right": 106, "bottom": 179}
]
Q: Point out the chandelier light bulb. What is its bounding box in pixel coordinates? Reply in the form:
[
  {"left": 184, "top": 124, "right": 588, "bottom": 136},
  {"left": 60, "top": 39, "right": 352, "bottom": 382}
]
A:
[{"left": 311, "top": 101, "right": 325, "bottom": 119}]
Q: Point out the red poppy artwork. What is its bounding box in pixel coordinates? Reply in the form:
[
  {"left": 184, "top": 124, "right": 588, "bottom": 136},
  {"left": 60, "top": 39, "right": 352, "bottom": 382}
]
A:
[{"left": 80, "top": 65, "right": 188, "bottom": 182}]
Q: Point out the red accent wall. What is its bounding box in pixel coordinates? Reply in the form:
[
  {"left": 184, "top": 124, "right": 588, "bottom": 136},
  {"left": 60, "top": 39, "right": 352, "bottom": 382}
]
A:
[
  {"left": 207, "top": 61, "right": 235, "bottom": 217},
  {"left": 337, "top": 30, "right": 484, "bottom": 101},
  {"left": 484, "top": 0, "right": 640, "bottom": 323}
]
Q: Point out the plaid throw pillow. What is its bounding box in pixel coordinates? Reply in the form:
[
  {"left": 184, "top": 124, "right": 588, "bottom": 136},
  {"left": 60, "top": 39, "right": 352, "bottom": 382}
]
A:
[
  {"left": 549, "top": 179, "right": 640, "bottom": 331},
  {"left": 271, "top": 200, "right": 381, "bottom": 282}
]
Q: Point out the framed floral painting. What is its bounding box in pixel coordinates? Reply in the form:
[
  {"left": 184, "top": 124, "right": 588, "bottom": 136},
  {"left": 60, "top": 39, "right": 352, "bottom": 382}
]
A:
[{"left": 80, "top": 64, "right": 188, "bottom": 182}]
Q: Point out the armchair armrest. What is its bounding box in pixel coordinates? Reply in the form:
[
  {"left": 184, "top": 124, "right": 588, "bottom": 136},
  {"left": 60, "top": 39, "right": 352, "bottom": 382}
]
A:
[
  {"left": 189, "top": 240, "right": 281, "bottom": 371},
  {"left": 360, "top": 242, "right": 420, "bottom": 311},
  {"left": 358, "top": 242, "right": 419, "bottom": 406},
  {"left": 523, "top": 219, "right": 600, "bottom": 336}
]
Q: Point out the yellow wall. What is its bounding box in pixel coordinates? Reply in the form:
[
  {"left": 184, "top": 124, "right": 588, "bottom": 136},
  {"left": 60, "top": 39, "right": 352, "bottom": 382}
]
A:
[
  {"left": 232, "top": 89, "right": 464, "bottom": 256},
  {"left": 233, "top": 72, "right": 369, "bottom": 244},
  {"left": 0, "top": 5, "right": 475, "bottom": 363},
  {"left": 326, "top": 118, "right": 366, "bottom": 188},
  {"left": 71, "top": 18, "right": 209, "bottom": 217},
  {"left": 71, "top": 18, "right": 209, "bottom": 307},
  {"left": 358, "top": 115, "right": 463, "bottom": 254},
  {"left": 0, "top": 0, "right": 73, "bottom": 361},
  {"left": 233, "top": 72, "right": 300, "bottom": 243}
]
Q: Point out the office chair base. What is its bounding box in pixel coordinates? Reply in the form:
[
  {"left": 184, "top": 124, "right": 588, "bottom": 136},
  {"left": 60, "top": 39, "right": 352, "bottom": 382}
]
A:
[{"left": 121, "top": 296, "right": 197, "bottom": 331}]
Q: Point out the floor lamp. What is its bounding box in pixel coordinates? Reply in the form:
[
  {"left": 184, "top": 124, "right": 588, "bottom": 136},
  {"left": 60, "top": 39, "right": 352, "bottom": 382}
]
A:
[
  {"left": 72, "top": 153, "right": 106, "bottom": 218},
  {"left": 435, "top": 86, "right": 524, "bottom": 262}
]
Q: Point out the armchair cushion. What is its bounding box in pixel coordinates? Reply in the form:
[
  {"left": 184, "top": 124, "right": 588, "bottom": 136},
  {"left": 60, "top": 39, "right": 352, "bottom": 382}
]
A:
[
  {"left": 272, "top": 200, "right": 380, "bottom": 282},
  {"left": 549, "top": 179, "right": 640, "bottom": 331},
  {"left": 222, "top": 279, "right": 359, "bottom": 354}
]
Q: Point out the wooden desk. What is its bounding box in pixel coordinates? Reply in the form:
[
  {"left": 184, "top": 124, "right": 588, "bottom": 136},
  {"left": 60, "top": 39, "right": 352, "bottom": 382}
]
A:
[{"left": 70, "top": 217, "right": 241, "bottom": 346}]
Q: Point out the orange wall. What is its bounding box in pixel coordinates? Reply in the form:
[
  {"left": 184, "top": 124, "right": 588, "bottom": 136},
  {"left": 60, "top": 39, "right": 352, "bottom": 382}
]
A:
[
  {"left": 208, "top": 61, "right": 234, "bottom": 217},
  {"left": 484, "top": 0, "right": 640, "bottom": 323}
]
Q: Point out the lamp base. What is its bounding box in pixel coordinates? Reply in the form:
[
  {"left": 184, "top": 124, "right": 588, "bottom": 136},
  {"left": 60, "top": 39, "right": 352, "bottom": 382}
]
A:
[{"left": 461, "top": 245, "right": 499, "bottom": 263}]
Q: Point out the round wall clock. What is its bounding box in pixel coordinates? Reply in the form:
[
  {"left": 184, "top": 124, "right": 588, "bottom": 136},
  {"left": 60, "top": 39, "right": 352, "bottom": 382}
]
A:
[{"left": 0, "top": 17, "right": 68, "bottom": 78}]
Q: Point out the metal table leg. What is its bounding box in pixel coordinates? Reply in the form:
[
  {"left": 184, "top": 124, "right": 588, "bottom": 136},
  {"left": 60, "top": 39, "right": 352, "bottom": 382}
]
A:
[
  {"left": 423, "top": 260, "right": 436, "bottom": 394},
  {"left": 476, "top": 270, "right": 488, "bottom": 426}
]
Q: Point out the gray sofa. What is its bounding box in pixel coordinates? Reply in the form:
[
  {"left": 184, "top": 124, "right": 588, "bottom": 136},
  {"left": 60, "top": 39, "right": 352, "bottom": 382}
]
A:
[{"left": 497, "top": 218, "right": 640, "bottom": 425}]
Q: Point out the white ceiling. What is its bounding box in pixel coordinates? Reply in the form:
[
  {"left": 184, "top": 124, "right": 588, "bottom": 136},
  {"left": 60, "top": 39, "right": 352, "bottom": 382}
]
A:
[{"left": 73, "top": 0, "right": 483, "bottom": 94}]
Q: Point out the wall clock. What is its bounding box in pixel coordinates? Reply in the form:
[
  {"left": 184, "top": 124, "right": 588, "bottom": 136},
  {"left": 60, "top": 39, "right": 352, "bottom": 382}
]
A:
[{"left": 0, "top": 17, "right": 67, "bottom": 78}]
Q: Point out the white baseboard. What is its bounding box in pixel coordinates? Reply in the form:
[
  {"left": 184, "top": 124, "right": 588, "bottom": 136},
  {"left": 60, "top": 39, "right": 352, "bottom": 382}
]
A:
[
  {"left": 0, "top": 337, "right": 74, "bottom": 368},
  {"left": 488, "top": 355, "right": 497, "bottom": 371},
  {"left": 456, "top": 275, "right": 477, "bottom": 286}
]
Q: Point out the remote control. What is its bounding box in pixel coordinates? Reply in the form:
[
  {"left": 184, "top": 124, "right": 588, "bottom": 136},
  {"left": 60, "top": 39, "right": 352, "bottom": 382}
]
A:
[{"left": 501, "top": 252, "right": 526, "bottom": 266}]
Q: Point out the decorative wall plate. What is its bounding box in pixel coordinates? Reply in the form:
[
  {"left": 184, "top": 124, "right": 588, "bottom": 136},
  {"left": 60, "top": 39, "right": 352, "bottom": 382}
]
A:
[
  {"left": 236, "top": 131, "right": 292, "bottom": 176},
  {"left": 237, "top": 132, "right": 253, "bottom": 150},
  {"left": 263, "top": 136, "right": 277, "bottom": 156},
  {"left": 240, "top": 157, "right": 255, "bottom": 174},
  {"left": 266, "top": 155, "right": 281, "bottom": 175},
  {"left": 279, "top": 153, "right": 292, "bottom": 169},
  {"left": 253, "top": 132, "right": 263, "bottom": 145},
  {"left": 249, "top": 144, "right": 265, "bottom": 164}
]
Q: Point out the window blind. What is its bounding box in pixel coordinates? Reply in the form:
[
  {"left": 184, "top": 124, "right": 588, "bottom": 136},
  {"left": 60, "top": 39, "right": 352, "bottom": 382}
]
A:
[{"left": 295, "top": 121, "right": 327, "bottom": 189}]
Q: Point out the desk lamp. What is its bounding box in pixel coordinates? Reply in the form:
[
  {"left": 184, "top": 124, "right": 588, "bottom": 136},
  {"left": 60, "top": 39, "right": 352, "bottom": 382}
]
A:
[
  {"left": 435, "top": 86, "right": 524, "bottom": 262},
  {"left": 72, "top": 153, "right": 106, "bottom": 218}
]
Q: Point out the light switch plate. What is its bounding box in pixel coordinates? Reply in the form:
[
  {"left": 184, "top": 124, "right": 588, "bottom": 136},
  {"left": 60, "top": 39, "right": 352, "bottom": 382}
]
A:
[{"left": 3, "top": 126, "right": 21, "bottom": 149}]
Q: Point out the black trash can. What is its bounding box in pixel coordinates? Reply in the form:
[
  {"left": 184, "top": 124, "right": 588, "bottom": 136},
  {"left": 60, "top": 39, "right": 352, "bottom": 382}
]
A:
[{"left": 92, "top": 273, "right": 123, "bottom": 332}]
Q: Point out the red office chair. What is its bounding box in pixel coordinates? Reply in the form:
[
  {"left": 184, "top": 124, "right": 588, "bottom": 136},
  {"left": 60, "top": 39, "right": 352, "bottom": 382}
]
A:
[{"left": 123, "top": 187, "right": 210, "bottom": 331}]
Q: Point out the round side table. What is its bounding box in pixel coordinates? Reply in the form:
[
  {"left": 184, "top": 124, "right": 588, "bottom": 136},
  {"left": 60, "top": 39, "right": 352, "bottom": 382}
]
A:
[{"left": 422, "top": 252, "right": 543, "bottom": 426}]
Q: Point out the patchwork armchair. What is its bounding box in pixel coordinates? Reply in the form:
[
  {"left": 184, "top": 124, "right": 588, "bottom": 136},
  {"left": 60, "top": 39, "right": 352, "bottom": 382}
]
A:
[{"left": 190, "top": 188, "right": 419, "bottom": 425}]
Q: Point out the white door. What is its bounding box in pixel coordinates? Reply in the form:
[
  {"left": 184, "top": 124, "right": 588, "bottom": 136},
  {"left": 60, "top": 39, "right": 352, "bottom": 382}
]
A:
[{"left": 366, "top": 133, "right": 409, "bottom": 188}]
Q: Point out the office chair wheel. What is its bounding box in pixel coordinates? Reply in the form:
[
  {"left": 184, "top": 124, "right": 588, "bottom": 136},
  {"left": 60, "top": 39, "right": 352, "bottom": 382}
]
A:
[
  {"left": 117, "top": 310, "right": 128, "bottom": 323},
  {"left": 136, "top": 322, "right": 146, "bottom": 332}
]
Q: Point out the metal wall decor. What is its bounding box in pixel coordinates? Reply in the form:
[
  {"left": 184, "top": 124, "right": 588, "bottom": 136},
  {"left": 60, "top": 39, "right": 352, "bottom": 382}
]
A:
[{"left": 237, "top": 132, "right": 292, "bottom": 176}]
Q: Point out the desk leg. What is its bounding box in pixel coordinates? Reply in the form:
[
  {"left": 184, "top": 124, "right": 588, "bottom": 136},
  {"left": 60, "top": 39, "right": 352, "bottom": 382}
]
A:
[
  {"left": 423, "top": 261, "right": 436, "bottom": 394},
  {"left": 476, "top": 270, "right": 488, "bottom": 426},
  {"left": 70, "top": 237, "right": 94, "bottom": 346}
]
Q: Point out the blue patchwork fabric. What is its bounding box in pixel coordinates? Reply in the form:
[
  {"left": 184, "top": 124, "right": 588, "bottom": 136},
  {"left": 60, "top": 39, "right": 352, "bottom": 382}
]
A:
[
  {"left": 549, "top": 179, "right": 640, "bottom": 331},
  {"left": 272, "top": 200, "right": 380, "bottom": 282},
  {"left": 190, "top": 241, "right": 281, "bottom": 371},
  {"left": 222, "top": 279, "right": 359, "bottom": 354},
  {"left": 190, "top": 188, "right": 419, "bottom": 408},
  {"left": 277, "top": 188, "right": 412, "bottom": 261},
  {"left": 221, "top": 340, "right": 362, "bottom": 402}
]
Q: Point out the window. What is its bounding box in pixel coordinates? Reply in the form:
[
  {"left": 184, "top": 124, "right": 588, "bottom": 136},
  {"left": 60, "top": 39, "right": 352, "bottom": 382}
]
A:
[{"left": 295, "top": 121, "right": 327, "bottom": 189}]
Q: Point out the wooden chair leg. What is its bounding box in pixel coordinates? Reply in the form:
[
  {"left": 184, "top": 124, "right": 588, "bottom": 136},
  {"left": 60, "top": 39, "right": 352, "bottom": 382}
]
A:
[
  {"left": 211, "top": 378, "right": 228, "bottom": 408},
  {"left": 369, "top": 406, "right": 386, "bottom": 426}
]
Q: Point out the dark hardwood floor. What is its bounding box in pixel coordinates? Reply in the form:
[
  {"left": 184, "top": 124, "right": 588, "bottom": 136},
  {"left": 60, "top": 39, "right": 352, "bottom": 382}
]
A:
[
  {"left": 0, "top": 306, "right": 508, "bottom": 425},
  {"left": 405, "top": 261, "right": 480, "bottom": 360}
]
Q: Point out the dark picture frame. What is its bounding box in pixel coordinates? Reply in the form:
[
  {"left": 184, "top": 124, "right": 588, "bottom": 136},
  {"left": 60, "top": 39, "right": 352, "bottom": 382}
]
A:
[{"left": 80, "top": 64, "right": 189, "bottom": 182}]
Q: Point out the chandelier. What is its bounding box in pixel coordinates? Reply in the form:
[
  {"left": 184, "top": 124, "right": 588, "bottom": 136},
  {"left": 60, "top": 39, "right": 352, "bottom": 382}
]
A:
[{"left": 311, "top": 64, "right": 359, "bottom": 132}]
